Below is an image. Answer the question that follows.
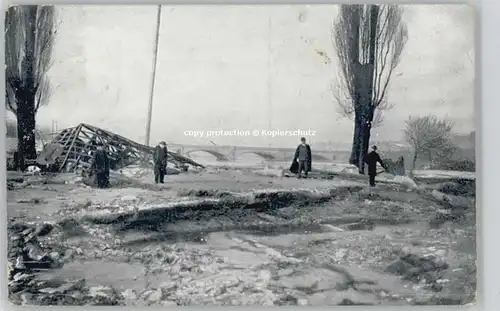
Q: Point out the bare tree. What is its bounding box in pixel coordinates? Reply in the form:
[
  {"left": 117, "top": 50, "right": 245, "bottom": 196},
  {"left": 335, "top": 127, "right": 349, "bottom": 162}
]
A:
[
  {"left": 331, "top": 84, "right": 384, "bottom": 128},
  {"left": 5, "top": 5, "right": 56, "bottom": 164},
  {"left": 424, "top": 139, "right": 457, "bottom": 165},
  {"left": 332, "top": 5, "right": 408, "bottom": 174},
  {"left": 404, "top": 115, "right": 454, "bottom": 176}
]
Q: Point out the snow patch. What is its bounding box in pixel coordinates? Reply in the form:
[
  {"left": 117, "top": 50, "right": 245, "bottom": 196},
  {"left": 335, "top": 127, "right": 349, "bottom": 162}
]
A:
[
  {"left": 392, "top": 176, "right": 418, "bottom": 190},
  {"left": 252, "top": 168, "right": 284, "bottom": 178},
  {"left": 413, "top": 170, "right": 475, "bottom": 180},
  {"left": 27, "top": 165, "right": 41, "bottom": 175}
]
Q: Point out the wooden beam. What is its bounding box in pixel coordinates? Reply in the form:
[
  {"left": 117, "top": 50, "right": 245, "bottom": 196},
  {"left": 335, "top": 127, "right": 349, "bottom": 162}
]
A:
[{"left": 59, "top": 124, "right": 83, "bottom": 171}]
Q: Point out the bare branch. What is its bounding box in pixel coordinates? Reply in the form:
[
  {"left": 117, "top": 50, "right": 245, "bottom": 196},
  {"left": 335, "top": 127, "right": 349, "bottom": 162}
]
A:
[
  {"left": 5, "top": 5, "right": 56, "bottom": 113},
  {"left": 5, "top": 6, "right": 23, "bottom": 113},
  {"left": 332, "top": 5, "right": 408, "bottom": 126},
  {"left": 332, "top": 5, "right": 362, "bottom": 114},
  {"left": 404, "top": 115, "right": 455, "bottom": 157},
  {"left": 34, "top": 6, "right": 55, "bottom": 89},
  {"left": 371, "top": 108, "right": 384, "bottom": 128},
  {"left": 35, "top": 76, "right": 51, "bottom": 112}
]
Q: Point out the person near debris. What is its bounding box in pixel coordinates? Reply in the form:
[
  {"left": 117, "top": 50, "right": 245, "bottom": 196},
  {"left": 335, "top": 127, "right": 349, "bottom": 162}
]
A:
[
  {"left": 90, "top": 143, "right": 110, "bottom": 188},
  {"left": 292, "top": 137, "right": 312, "bottom": 179},
  {"left": 153, "top": 141, "right": 168, "bottom": 184},
  {"left": 104, "top": 145, "right": 111, "bottom": 187},
  {"left": 364, "top": 145, "right": 386, "bottom": 187}
]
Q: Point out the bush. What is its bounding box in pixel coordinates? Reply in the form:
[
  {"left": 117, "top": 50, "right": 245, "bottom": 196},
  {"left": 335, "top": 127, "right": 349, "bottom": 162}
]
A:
[
  {"left": 438, "top": 180, "right": 475, "bottom": 197},
  {"left": 431, "top": 158, "right": 475, "bottom": 172}
]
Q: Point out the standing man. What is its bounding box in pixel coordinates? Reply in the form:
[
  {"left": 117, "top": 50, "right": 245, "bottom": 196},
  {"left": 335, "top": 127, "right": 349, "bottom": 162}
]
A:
[
  {"left": 364, "top": 145, "right": 386, "bottom": 187},
  {"left": 293, "top": 137, "right": 312, "bottom": 179},
  {"left": 104, "top": 145, "right": 111, "bottom": 187},
  {"left": 90, "top": 143, "right": 110, "bottom": 188},
  {"left": 153, "top": 141, "right": 168, "bottom": 184}
]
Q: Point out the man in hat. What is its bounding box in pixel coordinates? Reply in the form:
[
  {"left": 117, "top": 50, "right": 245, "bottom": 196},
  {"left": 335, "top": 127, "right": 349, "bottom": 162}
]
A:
[
  {"left": 364, "top": 145, "right": 386, "bottom": 187},
  {"left": 292, "top": 137, "right": 312, "bottom": 179},
  {"left": 90, "top": 143, "right": 110, "bottom": 188},
  {"left": 153, "top": 141, "right": 168, "bottom": 184}
]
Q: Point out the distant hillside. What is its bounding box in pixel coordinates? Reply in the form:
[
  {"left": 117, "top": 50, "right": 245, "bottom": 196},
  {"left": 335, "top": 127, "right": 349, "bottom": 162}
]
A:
[
  {"left": 450, "top": 132, "right": 475, "bottom": 149},
  {"left": 373, "top": 131, "right": 475, "bottom": 153},
  {"left": 373, "top": 141, "right": 410, "bottom": 152},
  {"left": 312, "top": 140, "right": 410, "bottom": 152}
]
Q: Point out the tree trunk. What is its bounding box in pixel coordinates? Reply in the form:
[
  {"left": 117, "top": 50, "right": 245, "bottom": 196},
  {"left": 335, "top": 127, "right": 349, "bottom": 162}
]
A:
[
  {"left": 357, "top": 5, "right": 379, "bottom": 175},
  {"left": 16, "top": 5, "right": 38, "bottom": 162},
  {"left": 357, "top": 122, "right": 365, "bottom": 174},
  {"left": 346, "top": 5, "right": 379, "bottom": 175},
  {"left": 356, "top": 64, "right": 374, "bottom": 175},
  {"left": 347, "top": 6, "right": 361, "bottom": 167},
  {"left": 349, "top": 116, "right": 362, "bottom": 166},
  {"left": 410, "top": 151, "right": 418, "bottom": 177},
  {"left": 16, "top": 92, "right": 37, "bottom": 160},
  {"left": 358, "top": 120, "right": 372, "bottom": 174},
  {"left": 368, "top": 5, "right": 379, "bottom": 65}
]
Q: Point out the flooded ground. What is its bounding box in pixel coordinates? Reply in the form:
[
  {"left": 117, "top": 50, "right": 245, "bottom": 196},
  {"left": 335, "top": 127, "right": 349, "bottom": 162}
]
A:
[{"left": 7, "top": 169, "right": 476, "bottom": 306}]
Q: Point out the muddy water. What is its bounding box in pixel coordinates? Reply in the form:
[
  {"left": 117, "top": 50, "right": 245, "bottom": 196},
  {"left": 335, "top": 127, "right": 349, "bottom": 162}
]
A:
[
  {"left": 116, "top": 228, "right": 416, "bottom": 305},
  {"left": 46, "top": 195, "right": 476, "bottom": 306},
  {"left": 106, "top": 209, "right": 442, "bottom": 305}
]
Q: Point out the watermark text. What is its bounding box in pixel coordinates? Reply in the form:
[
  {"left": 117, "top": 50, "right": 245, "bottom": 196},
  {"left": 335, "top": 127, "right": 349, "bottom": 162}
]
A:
[{"left": 183, "top": 129, "right": 316, "bottom": 138}]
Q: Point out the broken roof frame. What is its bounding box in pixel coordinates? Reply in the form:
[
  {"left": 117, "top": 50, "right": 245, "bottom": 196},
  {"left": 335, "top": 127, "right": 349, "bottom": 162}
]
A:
[{"left": 39, "top": 123, "right": 204, "bottom": 173}]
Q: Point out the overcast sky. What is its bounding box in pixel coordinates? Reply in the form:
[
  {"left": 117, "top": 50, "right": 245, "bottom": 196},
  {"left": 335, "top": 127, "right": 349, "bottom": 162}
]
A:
[{"left": 33, "top": 4, "right": 475, "bottom": 148}]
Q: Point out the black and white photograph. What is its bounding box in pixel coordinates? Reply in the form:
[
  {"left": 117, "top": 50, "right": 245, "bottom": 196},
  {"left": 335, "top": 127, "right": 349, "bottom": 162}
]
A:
[{"left": 4, "top": 4, "right": 475, "bottom": 306}]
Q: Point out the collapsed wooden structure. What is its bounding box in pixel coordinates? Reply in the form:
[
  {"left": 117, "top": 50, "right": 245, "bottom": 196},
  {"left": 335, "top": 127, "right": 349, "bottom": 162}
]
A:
[{"left": 36, "top": 123, "right": 205, "bottom": 173}]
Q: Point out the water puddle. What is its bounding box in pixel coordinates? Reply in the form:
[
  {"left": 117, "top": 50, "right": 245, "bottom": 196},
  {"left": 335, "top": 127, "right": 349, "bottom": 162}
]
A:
[
  {"left": 35, "top": 261, "right": 148, "bottom": 293},
  {"left": 68, "top": 197, "right": 470, "bottom": 305},
  {"left": 118, "top": 228, "right": 421, "bottom": 305}
]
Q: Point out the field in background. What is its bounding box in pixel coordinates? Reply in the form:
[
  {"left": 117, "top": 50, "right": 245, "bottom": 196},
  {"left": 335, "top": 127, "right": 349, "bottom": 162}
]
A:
[{"left": 188, "top": 148, "right": 475, "bottom": 171}]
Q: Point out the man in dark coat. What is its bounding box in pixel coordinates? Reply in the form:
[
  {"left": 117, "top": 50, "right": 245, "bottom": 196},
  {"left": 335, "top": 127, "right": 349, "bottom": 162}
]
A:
[
  {"left": 153, "top": 141, "right": 168, "bottom": 184},
  {"left": 364, "top": 145, "right": 386, "bottom": 187},
  {"left": 90, "top": 143, "right": 110, "bottom": 188},
  {"left": 291, "top": 137, "right": 312, "bottom": 178}
]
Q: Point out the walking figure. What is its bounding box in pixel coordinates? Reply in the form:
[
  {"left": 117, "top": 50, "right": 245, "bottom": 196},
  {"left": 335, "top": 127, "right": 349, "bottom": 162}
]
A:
[
  {"left": 364, "top": 145, "right": 386, "bottom": 187},
  {"left": 153, "top": 141, "right": 168, "bottom": 184},
  {"left": 90, "top": 143, "right": 110, "bottom": 188}
]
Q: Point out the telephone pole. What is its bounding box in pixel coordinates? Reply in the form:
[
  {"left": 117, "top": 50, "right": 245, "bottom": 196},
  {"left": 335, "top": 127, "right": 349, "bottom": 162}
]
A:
[
  {"left": 144, "top": 4, "right": 162, "bottom": 147},
  {"left": 267, "top": 14, "right": 272, "bottom": 148}
]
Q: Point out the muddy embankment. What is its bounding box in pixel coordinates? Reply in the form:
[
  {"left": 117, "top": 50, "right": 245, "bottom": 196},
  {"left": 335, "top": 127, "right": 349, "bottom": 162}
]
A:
[{"left": 7, "top": 175, "right": 476, "bottom": 306}]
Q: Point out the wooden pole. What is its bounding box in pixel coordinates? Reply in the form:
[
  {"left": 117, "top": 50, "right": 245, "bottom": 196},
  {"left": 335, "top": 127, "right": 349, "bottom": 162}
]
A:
[
  {"left": 267, "top": 14, "right": 272, "bottom": 148},
  {"left": 145, "top": 4, "right": 162, "bottom": 147}
]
